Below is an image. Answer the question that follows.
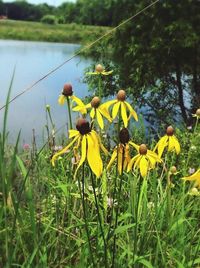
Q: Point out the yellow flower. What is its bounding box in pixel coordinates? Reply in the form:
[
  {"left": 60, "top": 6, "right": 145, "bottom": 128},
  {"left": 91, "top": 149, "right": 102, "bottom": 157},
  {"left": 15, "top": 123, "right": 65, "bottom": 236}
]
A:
[
  {"left": 192, "top": 108, "right": 200, "bottom": 119},
  {"left": 86, "top": 64, "right": 113, "bottom": 76},
  {"left": 51, "top": 118, "right": 108, "bottom": 177},
  {"left": 127, "top": 143, "right": 162, "bottom": 178},
  {"left": 182, "top": 169, "right": 200, "bottom": 188},
  {"left": 107, "top": 128, "right": 131, "bottom": 174},
  {"left": 154, "top": 126, "right": 181, "bottom": 158},
  {"left": 72, "top": 96, "right": 112, "bottom": 129},
  {"left": 103, "top": 90, "right": 138, "bottom": 127}
]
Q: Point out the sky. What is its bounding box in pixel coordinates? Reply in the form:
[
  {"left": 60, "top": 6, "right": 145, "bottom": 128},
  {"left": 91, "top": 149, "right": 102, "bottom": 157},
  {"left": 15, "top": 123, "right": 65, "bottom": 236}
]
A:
[{"left": 4, "top": 0, "right": 75, "bottom": 7}]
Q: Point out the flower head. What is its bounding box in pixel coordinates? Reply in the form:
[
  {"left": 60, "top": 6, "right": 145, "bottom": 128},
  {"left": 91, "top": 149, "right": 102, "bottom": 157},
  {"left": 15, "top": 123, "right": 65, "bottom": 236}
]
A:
[
  {"left": 127, "top": 143, "right": 161, "bottom": 178},
  {"left": 181, "top": 169, "right": 200, "bottom": 188},
  {"left": 72, "top": 96, "right": 112, "bottom": 129},
  {"left": 154, "top": 126, "right": 181, "bottom": 158},
  {"left": 104, "top": 90, "right": 138, "bottom": 127},
  {"left": 51, "top": 118, "right": 107, "bottom": 177},
  {"left": 107, "top": 128, "right": 131, "bottom": 174},
  {"left": 86, "top": 64, "right": 113, "bottom": 76},
  {"left": 192, "top": 108, "right": 200, "bottom": 119}
]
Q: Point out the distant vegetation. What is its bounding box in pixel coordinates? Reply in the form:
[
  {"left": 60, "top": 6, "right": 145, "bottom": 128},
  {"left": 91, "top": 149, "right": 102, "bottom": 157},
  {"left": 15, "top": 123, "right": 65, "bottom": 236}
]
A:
[{"left": 0, "top": 19, "right": 110, "bottom": 44}]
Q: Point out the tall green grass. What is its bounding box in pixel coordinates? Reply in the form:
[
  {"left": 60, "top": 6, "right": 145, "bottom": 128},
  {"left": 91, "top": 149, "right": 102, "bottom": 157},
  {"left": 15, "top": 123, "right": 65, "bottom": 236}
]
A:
[{"left": 0, "top": 80, "right": 199, "bottom": 267}]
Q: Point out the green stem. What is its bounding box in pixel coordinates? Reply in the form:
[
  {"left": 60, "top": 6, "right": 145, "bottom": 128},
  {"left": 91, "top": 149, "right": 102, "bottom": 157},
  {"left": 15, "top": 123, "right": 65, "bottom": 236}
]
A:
[
  {"left": 111, "top": 147, "right": 124, "bottom": 268},
  {"left": 90, "top": 171, "right": 108, "bottom": 268},
  {"left": 66, "top": 96, "right": 73, "bottom": 130},
  {"left": 78, "top": 165, "right": 95, "bottom": 267},
  {"left": 98, "top": 75, "right": 102, "bottom": 98}
]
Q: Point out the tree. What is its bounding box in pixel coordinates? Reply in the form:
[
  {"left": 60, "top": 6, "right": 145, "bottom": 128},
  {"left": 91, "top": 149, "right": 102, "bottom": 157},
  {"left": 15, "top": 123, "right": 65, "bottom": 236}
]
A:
[{"left": 110, "top": 0, "right": 200, "bottom": 127}]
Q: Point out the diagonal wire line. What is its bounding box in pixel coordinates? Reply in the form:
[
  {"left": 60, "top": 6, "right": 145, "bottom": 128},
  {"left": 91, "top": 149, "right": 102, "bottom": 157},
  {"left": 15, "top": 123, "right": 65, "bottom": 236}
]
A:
[{"left": 0, "top": 0, "right": 159, "bottom": 111}]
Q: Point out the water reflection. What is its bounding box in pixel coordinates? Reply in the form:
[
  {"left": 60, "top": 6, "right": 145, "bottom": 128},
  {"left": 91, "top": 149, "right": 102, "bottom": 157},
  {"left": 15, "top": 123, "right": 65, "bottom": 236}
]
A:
[{"left": 0, "top": 40, "right": 92, "bottom": 145}]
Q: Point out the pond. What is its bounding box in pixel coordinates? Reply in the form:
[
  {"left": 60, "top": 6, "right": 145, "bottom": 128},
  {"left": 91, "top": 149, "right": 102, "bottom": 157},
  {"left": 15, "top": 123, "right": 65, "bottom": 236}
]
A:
[{"left": 0, "top": 40, "right": 92, "bottom": 145}]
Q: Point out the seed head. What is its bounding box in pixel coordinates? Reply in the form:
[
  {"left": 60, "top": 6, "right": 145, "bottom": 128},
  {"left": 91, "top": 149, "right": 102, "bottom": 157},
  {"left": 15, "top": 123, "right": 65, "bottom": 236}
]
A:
[
  {"left": 91, "top": 96, "right": 101, "bottom": 108},
  {"left": 62, "top": 83, "right": 73, "bottom": 96},
  {"left": 166, "top": 126, "right": 174, "bottom": 136},
  {"left": 119, "top": 128, "right": 130, "bottom": 144},
  {"left": 139, "top": 144, "right": 147, "bottom": 155},
  {"left": 170, "top": 166, "right": 177, "bottom": 174},
  {"left": 196, "top": 108, "right": 200, "bottom": 116},
  {"left": 117, "top": 90, "right": 126, "bottom": 101},
  {"left": 95, "top": 64, "right": 104, "bottom": 73},
  {"left": 76, "top": 118, "right": 91, "bottom": 135}
]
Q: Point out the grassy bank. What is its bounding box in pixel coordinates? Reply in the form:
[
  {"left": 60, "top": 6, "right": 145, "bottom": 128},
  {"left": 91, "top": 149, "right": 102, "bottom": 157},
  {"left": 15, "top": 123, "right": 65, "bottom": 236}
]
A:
[{"left": 0, "top": 20, "right": 110, "bottom": 44}]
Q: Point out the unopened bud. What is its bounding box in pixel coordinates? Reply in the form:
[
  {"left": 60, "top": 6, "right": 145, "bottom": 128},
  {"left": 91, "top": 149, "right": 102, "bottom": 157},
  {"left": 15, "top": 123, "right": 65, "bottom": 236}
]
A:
[
  {"left": 170, "top": 166, "right": 177, "bottom": 174},
  {"left": 196, "top": 108, "right": 200, "bottom": 116}
]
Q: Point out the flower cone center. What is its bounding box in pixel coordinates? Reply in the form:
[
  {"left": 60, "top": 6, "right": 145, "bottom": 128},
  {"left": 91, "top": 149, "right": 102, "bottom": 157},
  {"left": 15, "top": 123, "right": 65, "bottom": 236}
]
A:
[
  {"left": 91, "top": 96, "right": 100, "bottom": 108},
  {"left": 76, "top": 118, "right": 91, "bottom": 135},
  {"left": 117, "top": 90, "right": 126, "bottom": 101},
  {"left": 166, "top": 126, "right": 174, "bottom": 136},
  {"left": 119, "top": 128, "right": 130, "bottom": 144},
  {"left": 139, "top": 144, "right": 147, "bottom": 155},
  {"left": 62, "top": 83, "right": 73, "bottom": 96}
]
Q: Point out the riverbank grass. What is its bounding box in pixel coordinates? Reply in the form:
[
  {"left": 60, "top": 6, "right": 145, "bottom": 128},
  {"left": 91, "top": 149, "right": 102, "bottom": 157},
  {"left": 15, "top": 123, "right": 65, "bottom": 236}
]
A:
[{"left": 0, "top": 20, "right": 110, "bottom": 44}]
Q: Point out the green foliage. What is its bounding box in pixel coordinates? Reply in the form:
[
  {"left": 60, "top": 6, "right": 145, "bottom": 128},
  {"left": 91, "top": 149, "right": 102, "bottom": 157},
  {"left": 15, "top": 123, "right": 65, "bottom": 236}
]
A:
[
  {"left": 109, "top": 0, "right": 200, "bottom": 127},
  {"left": 41, "top": 14, "right": 57, "bottom": 25}
]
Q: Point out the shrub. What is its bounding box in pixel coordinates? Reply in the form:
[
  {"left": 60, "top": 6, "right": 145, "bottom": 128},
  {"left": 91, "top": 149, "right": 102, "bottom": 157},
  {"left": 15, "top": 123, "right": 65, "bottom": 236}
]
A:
[{"left": 41, "top": 15, "right": 57, "bottom": 25}]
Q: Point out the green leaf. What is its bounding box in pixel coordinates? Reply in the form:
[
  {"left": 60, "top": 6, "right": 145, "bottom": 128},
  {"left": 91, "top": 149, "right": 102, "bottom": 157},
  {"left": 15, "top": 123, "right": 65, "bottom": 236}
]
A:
[{"left": 114, "top": 223, "right": 135, "bottom": 235}]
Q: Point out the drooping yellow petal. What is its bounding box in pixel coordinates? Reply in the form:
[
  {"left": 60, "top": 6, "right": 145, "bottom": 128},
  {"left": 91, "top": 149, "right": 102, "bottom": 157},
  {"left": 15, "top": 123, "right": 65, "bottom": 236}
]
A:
[
  {"left": 71, "top": 95, "right": 87, "bottom": 114},
  {"left": 129, "top": 142, "right": 139, "bottom": 152},
  {"left": 69, "top": 129, "right": 79, "bottom": 139},
  {"left": 90, "top": 108, "right": 95, "bottom": 119},
  {"left": 96, "top": 109, "right": 104, "bottom": 129},
  {"left": 117, "top": 145, "right": 124, "bottom": 175},
  {"left": 85, "top": 103, "right": 92, "bottom": 109},
  {"left": 182, "top": 169, "right": 200, "bottom": 182},
  {"left": 107, "top": 148, "right": 117, "bottom": 170},
  {"left": 101, "top": 70, "right": 113, "bottom": 75},
  {"left": 99, "top": 105, "right": 112, "bottom": 122},
  {"left": 172, "top": 135, "right": 181, "bottom": 154},
  {"left": 58, "top": 95, "right": 65, "bottom": 105},
  {"left": 103, "top": 99, "right": 117, "bottom": 110},
  {"left": 51, "top": 135, "right": 79, "bottom": 166},
  {"left": 121, "top": 102, "right": 128, "bottom": 127},
  {"left": 154, "top": 135, "right": 168, "bottom": 158},
  {"left": 124, "top": 101, "right": 138, "bottom": 121},
  {"left": 139, "top": 156, "right": 148, "bottom": 178},
  {"left": 168, "top": 136, "right": 174, "bottom": 152},
  {"left": 86, "top": 71, "right": 99, "bottom": 75},
  {"left": 112, "top": 101, "right": 121, "bottom": 120},
  {"left": 127, "top": 154, "right": 140, "bottom": 172},
  {"left": 76, "top": 135, "right": 87, "bottom": 172},
  {"left": 93, "top": 130, "right": 108, "bottom": 155},
  {"left": 87, "top": 132, "right": 103, "bottom": 177}
]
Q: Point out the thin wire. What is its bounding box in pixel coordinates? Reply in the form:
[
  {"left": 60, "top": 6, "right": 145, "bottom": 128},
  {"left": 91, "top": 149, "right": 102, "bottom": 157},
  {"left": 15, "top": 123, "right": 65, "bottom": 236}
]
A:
[{"left": 0, "top": 0, "right": 159, "bottom": 111}]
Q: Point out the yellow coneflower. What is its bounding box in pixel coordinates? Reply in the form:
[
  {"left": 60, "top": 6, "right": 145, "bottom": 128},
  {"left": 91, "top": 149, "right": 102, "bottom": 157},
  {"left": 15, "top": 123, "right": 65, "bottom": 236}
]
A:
[
  {"left": 154, "top": 126, "right": 181, "bottom": 158},
  {"left": 107, "top": 128, "right": 132, "bottom": 175},
  {"left": 104, "top": 90, "right": 138, "bottom": 127},
  {"left": 73, "top": 96, "right": 112, "bottom": 129},
  {"left": 182, "top": 169, "right": 200, "bottom": 188},
  {"left": 58, "top": 83, "right": 87, "bottom": 114},
  {"left": 86, "top": 64, "right": 113, "bottom": 76},
  {"left": 51, "top": 118, "right": 108, "bottom": 177},
  {"left": 127, "top": 143, "right": 161, "bottom": 178}
]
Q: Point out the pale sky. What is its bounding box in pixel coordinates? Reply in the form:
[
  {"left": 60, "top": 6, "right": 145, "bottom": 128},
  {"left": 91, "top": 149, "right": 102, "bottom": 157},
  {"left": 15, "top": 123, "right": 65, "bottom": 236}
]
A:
[{"left": 4, "top": 0, "right": 76, "bottom": 7}]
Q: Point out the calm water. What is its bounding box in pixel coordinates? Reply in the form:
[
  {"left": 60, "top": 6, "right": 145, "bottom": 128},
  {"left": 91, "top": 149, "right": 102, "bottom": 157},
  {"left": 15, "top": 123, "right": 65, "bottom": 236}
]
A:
[{"left": 0, "top": 40, "right": 92, "bottom": 145}]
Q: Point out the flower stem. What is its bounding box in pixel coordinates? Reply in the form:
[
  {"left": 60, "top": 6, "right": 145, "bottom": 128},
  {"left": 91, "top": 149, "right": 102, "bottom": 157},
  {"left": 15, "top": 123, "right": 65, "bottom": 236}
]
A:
[
  {"left": 78, "top": 164, "right": 95, "bottom": 267},
  {"left": 98, "top": 75, "right": 102, "bottom": 98},
  {"left": 90, "top": 171, "right": 108, "bottom": 268},
  {"left": 111, "top": 147, "right": 124, "bottom": 268},
  {"left": 66, "top": 96, "right": 72, "bottom": 130}
]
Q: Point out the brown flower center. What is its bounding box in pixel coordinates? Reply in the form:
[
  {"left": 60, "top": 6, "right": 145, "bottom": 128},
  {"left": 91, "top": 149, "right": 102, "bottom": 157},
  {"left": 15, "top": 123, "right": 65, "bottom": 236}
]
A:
[
  {"left": 166, "top": 126, "right": 174, "bottom": 136},
  {"left": 95, "top": 64, "right": 104, "bottom": 73},
  {"left": 139, "top": 144, "right": 147, "bottom": 155},
  {"left": 117, "top": 90, "right": 126, "bottom": 101},
  {"left": 119, "top": 128, "right": 130, "bottom": 144},
  {"left": 76, "top": 118, "right": 91, "bottom": 135},
  {"left": 91, "top": 96, "right": 101, "bottom": 108},
  {"left": 62, "top": 83, "right": 73, "bottom": 96},
  {"left": 196, "top": 108, "right": 200, "bottom": 116}
]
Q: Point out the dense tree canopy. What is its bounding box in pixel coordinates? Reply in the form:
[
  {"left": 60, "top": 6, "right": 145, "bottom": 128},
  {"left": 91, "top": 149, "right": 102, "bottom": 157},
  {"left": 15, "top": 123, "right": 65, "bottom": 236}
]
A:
[{"left": 109, "top": 0, "right": 200, "bottom": 127}]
